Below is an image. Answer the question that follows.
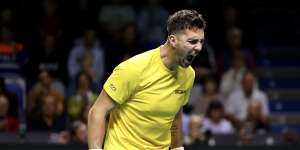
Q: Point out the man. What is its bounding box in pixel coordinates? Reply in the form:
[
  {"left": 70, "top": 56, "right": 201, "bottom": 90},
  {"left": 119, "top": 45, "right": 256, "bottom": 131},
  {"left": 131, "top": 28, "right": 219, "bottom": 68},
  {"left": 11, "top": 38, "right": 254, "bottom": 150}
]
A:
[
  {"left": 88, "top": 10, "right": 206, "bottom": 150},
  {"left": 225, "top": 71, "right": 269, "bottom": 128}
]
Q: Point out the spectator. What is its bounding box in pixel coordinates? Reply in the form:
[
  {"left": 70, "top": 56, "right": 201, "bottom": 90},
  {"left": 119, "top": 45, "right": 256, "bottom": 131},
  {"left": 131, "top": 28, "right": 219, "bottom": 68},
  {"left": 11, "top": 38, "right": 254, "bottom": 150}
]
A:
[
  {"left": 282, "top": 129, "right": 300, "bottom": 144},
  {"left": 202, "top": 101, "right": 234, "bottom": 135},
  {"left": 68, "top": 29, "right": 105, "bottom": 93},
  {"left": 27, "top": 69, "right": 65, "bottom": 116},
  {"left": 28, "top": 91, "right": 65, "bottom": 131},
  {"left": 220, "top": 55, "right": 246, "bottom": 99},
  {"left": 192, "top": 78, "right": 221, "bottom": 115},
  {"left": 68, "top": 72, "right": 96, "bottom": 121},
  {"left": 0, "top": 76, "right": 18, "bottom": 118},
  {"left": 0, "top": 94, "right": 18, "bottom": 132},
  {"left": 184, "top": 114, "right": 206, "bottom": 145},
  {"left": 118, "top": 23, "right": 142, "bottom": 59},
  {"left": 31, "top": 34, "right": 66, "bottom": 82},
  {"left": 217, "top": 27, "right": 255, "bottom": 74},
  {"left": 225, "top": 71, "right": 269, "bottom": 128},
  {"left": 70, "top": 120, "right": 87, "bottom": 144}
]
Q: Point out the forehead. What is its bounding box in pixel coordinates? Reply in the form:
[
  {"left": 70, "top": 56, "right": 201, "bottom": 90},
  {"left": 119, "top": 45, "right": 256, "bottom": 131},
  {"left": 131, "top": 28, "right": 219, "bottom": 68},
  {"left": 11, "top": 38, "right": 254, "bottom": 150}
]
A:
[{"left": 176, "top": 28, "right": 204, "bottom": 40}]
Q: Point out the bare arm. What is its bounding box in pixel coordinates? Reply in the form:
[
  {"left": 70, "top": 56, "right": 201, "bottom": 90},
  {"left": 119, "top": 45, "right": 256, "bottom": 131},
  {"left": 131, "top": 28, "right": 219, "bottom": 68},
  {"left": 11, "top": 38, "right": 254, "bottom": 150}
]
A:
[
  {"left": 88, "top": 89, "right": 116, "bottom": 149},
  {"left": 170, "top": 109, "right": 183, "bottom": 149}
]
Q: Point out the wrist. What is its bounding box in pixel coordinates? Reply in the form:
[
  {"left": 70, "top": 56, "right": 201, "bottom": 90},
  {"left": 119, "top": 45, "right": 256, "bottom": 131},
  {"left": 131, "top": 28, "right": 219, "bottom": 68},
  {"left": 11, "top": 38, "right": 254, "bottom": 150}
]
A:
[
  {"left": 171, "top": 147, "right": 184, "bottom": 150},
  {"left": 89, "top": 149, "right": 103, "bottom": 150}
]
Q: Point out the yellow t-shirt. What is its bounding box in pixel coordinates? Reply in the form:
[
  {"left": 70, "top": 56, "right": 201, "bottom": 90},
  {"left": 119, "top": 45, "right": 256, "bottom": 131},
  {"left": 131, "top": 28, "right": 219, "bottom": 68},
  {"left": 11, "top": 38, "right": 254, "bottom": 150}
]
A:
[{"left": 103, "top": 47, "right": 195, "bottom": 150}]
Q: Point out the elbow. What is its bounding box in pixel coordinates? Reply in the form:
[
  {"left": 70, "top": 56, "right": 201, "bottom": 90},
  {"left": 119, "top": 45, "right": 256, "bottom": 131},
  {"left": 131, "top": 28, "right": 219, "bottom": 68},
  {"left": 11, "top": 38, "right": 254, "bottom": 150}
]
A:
[{"left": 88, "top": 106, "right": 105, "bottom": 124}]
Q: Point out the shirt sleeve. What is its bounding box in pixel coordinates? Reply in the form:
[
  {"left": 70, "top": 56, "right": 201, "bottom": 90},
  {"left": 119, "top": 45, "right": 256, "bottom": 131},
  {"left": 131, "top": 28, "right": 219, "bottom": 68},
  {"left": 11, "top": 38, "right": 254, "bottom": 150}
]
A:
[{"left": 103, "top": 62, "right": 139, "bottom": 104}]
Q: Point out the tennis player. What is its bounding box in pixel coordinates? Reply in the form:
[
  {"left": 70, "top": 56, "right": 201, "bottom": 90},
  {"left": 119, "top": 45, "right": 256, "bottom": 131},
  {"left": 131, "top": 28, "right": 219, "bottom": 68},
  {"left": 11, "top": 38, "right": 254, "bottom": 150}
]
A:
[{"left": 88, "top": 9, "right": 206, "bottom": 150}]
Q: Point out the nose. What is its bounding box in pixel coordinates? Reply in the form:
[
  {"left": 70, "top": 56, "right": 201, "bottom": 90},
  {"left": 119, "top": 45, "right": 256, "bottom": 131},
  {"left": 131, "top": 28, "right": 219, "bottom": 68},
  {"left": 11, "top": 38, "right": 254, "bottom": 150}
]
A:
[{"left": 194, "top": 43, "right": 203, "bottom": 54}]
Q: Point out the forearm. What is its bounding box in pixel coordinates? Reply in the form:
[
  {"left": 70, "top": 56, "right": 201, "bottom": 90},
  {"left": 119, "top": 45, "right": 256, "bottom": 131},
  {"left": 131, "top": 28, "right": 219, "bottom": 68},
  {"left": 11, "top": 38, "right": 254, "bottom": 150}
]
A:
[
  {"left": 170, "top": 111, "right": 183, "bottom": 148},
  {"left": 88, "top": 107, "right": 107, "bottom": 149}
]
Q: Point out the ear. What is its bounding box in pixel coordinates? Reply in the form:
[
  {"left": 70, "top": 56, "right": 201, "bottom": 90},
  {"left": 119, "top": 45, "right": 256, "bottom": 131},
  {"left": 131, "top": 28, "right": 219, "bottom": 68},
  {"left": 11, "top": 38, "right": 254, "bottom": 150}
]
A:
[{"left": 168, "top": 34, "right": 177, "bottom": 47}]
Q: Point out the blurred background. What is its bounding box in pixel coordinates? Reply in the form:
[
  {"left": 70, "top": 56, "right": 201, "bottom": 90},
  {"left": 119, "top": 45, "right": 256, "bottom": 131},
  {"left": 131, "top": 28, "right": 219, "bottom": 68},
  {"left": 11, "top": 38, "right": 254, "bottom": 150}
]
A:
[{"left": 0, "top": 0, "right": 299, "bottom": 149}]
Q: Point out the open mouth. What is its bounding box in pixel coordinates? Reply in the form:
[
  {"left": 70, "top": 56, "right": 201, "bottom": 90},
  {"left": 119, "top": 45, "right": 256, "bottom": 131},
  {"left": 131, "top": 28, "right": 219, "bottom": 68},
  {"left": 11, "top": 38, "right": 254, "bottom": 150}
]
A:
[
  {"left": 182, "top": 54, "right": 196, "bottom": 67},
  {"left": 186, "top": 55, "right": 194, "bottom": 62}
]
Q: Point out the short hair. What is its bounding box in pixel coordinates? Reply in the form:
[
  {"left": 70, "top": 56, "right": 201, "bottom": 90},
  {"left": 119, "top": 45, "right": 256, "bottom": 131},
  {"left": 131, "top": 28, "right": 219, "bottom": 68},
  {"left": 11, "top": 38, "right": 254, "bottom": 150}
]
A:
[{"left": 167, "top": 10, "right": 206, "bottom": 35}]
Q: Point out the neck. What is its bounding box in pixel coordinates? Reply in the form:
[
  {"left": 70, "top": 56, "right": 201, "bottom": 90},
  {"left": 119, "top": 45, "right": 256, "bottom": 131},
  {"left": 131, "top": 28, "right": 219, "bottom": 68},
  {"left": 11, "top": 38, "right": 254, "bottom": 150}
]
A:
[{"left": 160, "top": 42, "right": 179, "bottom": 70}]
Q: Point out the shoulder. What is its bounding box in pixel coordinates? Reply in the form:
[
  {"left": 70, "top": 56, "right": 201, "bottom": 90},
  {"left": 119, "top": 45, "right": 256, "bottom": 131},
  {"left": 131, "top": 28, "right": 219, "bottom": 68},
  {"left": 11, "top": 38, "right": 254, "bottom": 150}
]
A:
[
  {"left": 254, "top": 89, "right": 268, "bottom": 100},
  {"left": 221, "top": 119, "right": 233, "bottom": 126}
]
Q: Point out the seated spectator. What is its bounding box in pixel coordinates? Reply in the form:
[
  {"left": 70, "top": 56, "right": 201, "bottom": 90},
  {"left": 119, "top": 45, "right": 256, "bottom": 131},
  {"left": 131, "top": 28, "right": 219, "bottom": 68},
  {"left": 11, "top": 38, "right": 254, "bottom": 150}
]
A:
[
  {"left": 31, "top": 34, "right": 66, "bottom": 82},
  {"left": 0, "top": 76, "right": 18, "bottom": 118},
  {"left": 192, "top": 77, "right": 222, "bottom": 115},
  {"left": 28, "top": 91, "right": 65, "bottom": 131},
  {"left": 184, "top": 114, "right": 206, "bottom": 145},
  {"left": 68, "top": 29, "right": 105, "bottom": 93},
  {"left": 70, "top": 120, "right": 87, "bottom": 144},
  {"left": 118, "top": 23, "right": 142, "bottom": 59},
  {"left": 0, "top": 94, "right": 18, "bottom": 132},
  {"left": 27, "top": 69, "right": 65, "bottom": 116},
  {"left": 202, "top": 101, "right": 234, "bottom": 135},
  {"left": 225, "top": 71, "right": 269, "bottom": 128},
  {"left": 68, "top": 72, "right": 96, "bottom": 121},
  {"left": 282, "top": 129, "right": 300, "bottom": 144},
  {"left": 216, "top": 27, "right": 255, "bottom": 74},
  {"left": 220, "top": 55, "right": 246, "bottom": 99}
]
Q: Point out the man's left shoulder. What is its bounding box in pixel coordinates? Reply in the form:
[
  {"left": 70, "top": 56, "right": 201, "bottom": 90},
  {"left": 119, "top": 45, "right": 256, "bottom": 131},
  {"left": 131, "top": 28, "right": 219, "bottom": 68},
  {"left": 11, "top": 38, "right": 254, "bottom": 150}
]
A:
[{"left": 254, "top": 89, "right": 268, "bottom": 100}]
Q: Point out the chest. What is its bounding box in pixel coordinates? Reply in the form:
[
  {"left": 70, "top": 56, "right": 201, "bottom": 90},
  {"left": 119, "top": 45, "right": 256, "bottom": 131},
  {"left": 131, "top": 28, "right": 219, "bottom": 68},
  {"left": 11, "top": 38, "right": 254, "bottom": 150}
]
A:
[{"left": 127, "top": 73, "right": 189, "bottom": 118}]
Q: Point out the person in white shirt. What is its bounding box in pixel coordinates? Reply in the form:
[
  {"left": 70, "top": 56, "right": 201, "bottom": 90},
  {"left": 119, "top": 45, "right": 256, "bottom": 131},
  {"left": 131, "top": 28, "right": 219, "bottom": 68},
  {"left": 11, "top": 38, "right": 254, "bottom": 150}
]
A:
[
  {"left": 202, "top": 100, "right": 234, "bottom": 134},
  {"left": 220, "top": 56, "right": 246, "bottom": 99},
  {"left": 225, "top": 71, "right": 269, "bottom": 127}
]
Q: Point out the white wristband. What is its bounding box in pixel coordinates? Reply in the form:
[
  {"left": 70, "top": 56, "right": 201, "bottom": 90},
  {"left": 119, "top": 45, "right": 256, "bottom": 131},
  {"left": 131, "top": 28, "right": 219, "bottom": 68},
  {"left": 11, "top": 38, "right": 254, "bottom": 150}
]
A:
[
  {"left": 171, "top": 147, "right": 184, "bottom": 150},
  {"left": 89, "top": 149, "right": 103, "bottom": 150}
]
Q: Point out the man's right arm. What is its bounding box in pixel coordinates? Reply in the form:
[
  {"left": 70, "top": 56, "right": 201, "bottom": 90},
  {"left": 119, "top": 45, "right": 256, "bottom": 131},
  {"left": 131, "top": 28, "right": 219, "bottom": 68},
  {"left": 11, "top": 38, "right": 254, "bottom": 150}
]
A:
[{"left": 88, "top": 89, "right": 116, "bottom": 149}]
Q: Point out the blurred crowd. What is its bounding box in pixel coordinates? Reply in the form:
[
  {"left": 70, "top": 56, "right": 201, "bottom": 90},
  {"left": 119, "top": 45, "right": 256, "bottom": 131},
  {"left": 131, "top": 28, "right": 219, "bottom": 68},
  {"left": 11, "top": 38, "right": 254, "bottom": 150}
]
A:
[{"left": 0, "top": 0, "right": 298, "bottom": 146}]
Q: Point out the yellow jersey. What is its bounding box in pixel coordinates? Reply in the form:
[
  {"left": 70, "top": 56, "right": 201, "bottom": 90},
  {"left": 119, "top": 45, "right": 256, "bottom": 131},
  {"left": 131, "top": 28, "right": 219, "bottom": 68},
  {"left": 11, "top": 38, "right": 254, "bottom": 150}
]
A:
[{"left": 103, "top": 46, "right": 195, "bottom": 150}]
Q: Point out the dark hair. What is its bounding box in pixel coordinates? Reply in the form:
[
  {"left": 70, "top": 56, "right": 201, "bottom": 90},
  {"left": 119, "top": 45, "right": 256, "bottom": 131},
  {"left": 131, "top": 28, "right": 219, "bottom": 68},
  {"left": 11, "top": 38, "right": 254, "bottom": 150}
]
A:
[
  {"left": 75, "top": 71, "right": 93, "bottom": 89},
  {"left": 206, "top": 100, "right": 223, "bottom": 117},
  {"left": 167, "top": 10, "right": 206, "bottom": 35}
]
